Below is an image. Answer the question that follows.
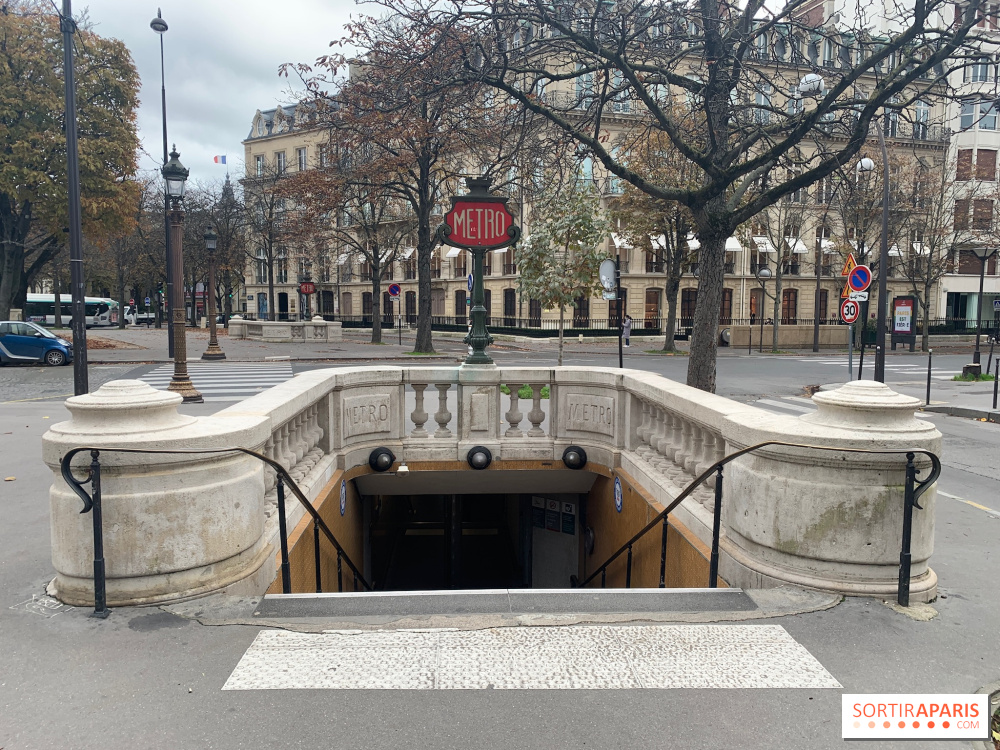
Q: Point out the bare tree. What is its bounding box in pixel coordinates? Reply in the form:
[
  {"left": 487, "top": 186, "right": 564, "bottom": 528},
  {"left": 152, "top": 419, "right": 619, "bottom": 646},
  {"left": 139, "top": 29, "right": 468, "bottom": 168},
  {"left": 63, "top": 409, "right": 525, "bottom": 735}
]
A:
[
  {"left": 375, "top": 0, "right": 990, "bottom": 390},
  {"left": 241, "top": 160, "right": 291, "bottom": 320}
]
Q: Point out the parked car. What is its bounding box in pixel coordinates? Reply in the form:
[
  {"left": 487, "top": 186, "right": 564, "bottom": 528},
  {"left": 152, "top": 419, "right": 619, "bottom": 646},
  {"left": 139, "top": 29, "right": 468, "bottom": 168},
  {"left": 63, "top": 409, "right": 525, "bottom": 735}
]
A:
[
  {"left": 0, "top": 321, "right": 74, "bottom": 366},
  {"left": 123, "top": 306, "right": 157, "bottom": 325}
]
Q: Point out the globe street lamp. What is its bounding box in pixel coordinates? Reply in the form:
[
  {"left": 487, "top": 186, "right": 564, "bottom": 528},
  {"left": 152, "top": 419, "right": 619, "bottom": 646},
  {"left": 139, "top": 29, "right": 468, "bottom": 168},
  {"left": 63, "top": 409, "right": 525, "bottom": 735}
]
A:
[
  {"left": 755, "top": 265, "right": 773, "bottom": 354},
  {"left": 151, "top": 8, "right": 174, "bottom": 355},
  {"left": 970, "top": 245, "right": 998, "bottom": 371},
  {"left": 162, "top": 147, "right": 203, "bottom": 402},
  {"left": 201, "top": 225, "right": 226, "bottom": 360}
]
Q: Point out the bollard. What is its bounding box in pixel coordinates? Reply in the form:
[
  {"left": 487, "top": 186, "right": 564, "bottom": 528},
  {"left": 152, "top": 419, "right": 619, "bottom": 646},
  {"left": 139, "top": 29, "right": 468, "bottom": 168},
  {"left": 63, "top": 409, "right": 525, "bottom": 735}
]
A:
[
  {"left": 987, "top": 337, "right": 995, "bottom": 376},
  {"left": 994, "top": 359, "right": 999, "bottom": 411},
  {"left": 926, "top": 349, "right": 933, "bottom": 406}
]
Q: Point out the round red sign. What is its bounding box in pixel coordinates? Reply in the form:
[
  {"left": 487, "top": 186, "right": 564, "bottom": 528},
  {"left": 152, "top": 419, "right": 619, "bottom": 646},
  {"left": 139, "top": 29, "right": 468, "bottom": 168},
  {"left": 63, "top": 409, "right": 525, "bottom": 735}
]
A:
[{"left": 299, "top": 282, "right": 316, "bottom": 295}]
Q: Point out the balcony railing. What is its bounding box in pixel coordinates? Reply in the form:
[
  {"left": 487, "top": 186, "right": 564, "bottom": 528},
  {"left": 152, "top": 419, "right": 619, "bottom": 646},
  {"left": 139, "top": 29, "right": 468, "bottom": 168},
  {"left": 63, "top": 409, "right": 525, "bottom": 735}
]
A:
[
  {"left": 504, "top": 263, "right": 517, "bottom": 275},
  {"left": 724, "top": 262, "right": 735, "bottom": 274},
  {"left": 404, "top": 268, "right": 416, "bottom": 280},
  {"left": 453, "top": 266, "right": 468, "bottom": 279},
  {"left": 645, "top": 260, "right": 664, "bottom": 273},
  {"left": 781, "top": 263, "right": 801, "bottom": 276},
  {"left": 431, "top": 268, "right": 442, "bottom": 279}
]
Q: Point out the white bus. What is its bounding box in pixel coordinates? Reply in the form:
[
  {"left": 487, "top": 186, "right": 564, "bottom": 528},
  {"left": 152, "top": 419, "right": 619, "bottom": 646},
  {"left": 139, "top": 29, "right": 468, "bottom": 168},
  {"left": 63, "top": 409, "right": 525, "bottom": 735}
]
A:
[{"left": 23, "top": 294, "right": 119, "bottom": 327}]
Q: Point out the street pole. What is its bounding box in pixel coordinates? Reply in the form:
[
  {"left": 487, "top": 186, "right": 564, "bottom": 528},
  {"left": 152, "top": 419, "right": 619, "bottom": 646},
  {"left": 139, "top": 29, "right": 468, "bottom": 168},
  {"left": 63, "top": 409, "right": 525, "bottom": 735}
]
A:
[
  {"left": 465, "top": 246, "right": 493, "bottom": 365},
  {"left": 61, "top": 0, "right": 88, "bottom": 395},
  {"left": 201, "top": 227, "right": 225, "bottom": 360},
  {"left": 973, "top": 250, "right": 996, "bottom": 365},
  {"left": 616, "top": 254, "right": 623, "bottom": 368},
  {"left": 151, "top": 10, "right": 174, "bottom": 358},
  {"left": 848, "top": 323, "right": 854, "bottom": 380},
  {"left": 873, "top": 125, "right": 890, "bottom": 383}
]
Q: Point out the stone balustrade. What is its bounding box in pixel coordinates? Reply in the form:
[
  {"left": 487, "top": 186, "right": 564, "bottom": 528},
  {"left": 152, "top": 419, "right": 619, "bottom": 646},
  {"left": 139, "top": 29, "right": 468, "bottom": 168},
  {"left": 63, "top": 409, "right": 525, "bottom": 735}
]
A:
[
  {"left": 228, "top": 315, "right": 342, "bottom": 343},
  {"left": 43, "top": 364, "right": 941, "bottom": 606}
]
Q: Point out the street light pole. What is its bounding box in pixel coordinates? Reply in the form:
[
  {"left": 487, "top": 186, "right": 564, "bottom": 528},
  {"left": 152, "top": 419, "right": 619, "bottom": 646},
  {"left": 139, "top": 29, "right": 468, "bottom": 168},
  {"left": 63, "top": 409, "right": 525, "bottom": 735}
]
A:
[
  {"left": 151, "top": 9, "right": 174, "bottom": 356},
  {"left": 873, "top": 125, "right": 891, "bottom": 383},
  {"left": 202, "top": 226, "right": 225, "bottom": 360},
  {"left": 162, "top": 148, "right": 202, "bottom": 403},
  {"left": 971, "top": 246, "right": 998, "bottom": 368},
  {"left": 756, "top": 265, "right": 773, "bottom": 354},
  {"left": 60, "top": 0, "right": 88, "bottom": 395}
]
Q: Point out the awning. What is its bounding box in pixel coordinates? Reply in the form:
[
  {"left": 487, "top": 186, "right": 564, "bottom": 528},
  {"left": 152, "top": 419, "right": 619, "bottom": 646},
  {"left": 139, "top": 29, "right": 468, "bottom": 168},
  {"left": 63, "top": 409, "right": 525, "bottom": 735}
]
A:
[
  {"left": 337, "top": 253, "right": 350, "bottom": 266},
  {"left": 785, "top": 237, "right": 808, "bottom": 254},
  {"left": 445, "top": 247, "right": 462, "bottom": 258},
  {"left": 686, "top": 233, "right": 701, "bottom": 251},
  {"left": 888, "top": 244, "right": 901, "bottom": 257},
  {"left": 912, "top": 241, "right": 926, "bottom": 255},
  {"left": 401, "top": 247, "right": 415, "bottom": 259},
  {"left": 725, "top": 237, "right": 743, "bottom": 252},
  {"left": 492, "top": 245, "right": 510, "bottom": 253},
  {"left": 611, "top": 233, "right": 633, "bottom": 250},
  {"left": 821, "top": 239, "right": 836, "bottom": 253},
  {"left": 752, "top": 235, "right": 777, "bottom": 253}
]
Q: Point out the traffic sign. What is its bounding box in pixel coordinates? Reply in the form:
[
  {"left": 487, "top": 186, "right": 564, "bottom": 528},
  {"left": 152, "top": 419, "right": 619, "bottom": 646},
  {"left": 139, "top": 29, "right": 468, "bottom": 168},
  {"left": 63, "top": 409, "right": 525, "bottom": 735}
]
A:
[
  {"left": 841, "top": 298, "right": 860, "bottom": 323},
  {"left": 994, "top": 298, "right": 1000, "bottom": 311},
  {"left": 848, "top": 265, "right": 872, "bottom": 292},
  {"left": 387, "top": 283, "right": 401, "bottom": 297},
  {"left": 840, "top": 253, "right": 857, "bottom": 276},
  {"left": 129, "top": 298, "right": 135, "bottom": 306},
  {"left": 848, "top": 291, "right": 869, "bottom": 302},
  {"left": 614, "top": 476, "right": 623, "bottom": 513},
  {"left": 467, "top": 274, "right": 473, "bottom": 292},
  {"left": 144, "top": 296, "right": 151, "bottom": 306},
  {"left": 299, "top": 281, "right": 316, "bottom": 295}
]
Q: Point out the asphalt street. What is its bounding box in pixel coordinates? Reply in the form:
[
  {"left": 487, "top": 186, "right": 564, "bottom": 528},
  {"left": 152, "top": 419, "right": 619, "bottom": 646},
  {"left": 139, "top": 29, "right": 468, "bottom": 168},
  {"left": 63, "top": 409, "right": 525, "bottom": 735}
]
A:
[{"left": 1, "top": 340, "right": 997, "bottom": 749}]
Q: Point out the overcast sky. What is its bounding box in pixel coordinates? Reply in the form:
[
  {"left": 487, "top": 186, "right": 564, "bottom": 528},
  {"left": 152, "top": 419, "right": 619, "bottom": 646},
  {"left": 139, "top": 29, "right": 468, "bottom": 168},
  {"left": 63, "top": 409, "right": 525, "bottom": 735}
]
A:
[{"left": 78, "top": 1, "right": 358, "bottom": 184}]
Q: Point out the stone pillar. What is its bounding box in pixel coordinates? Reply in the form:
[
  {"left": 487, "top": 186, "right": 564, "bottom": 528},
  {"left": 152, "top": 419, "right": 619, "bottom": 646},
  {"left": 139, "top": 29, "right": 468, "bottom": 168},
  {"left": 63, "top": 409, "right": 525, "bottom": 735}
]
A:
[
  {"left": 457, "top": 364, "right": 501, "bottom": 458},
  {"left": 720, "top": 381, "right": 942, "bottom": 602},
  {"left": 42, "top": 380, "right": 271, "bottom": 606}
]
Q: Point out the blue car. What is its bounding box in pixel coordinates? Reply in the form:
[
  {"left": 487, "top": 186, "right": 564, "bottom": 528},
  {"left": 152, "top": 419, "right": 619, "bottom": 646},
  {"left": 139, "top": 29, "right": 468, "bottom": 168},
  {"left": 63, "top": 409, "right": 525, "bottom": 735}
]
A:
[{"left": 0, "top": 321, "right": 74, "bottom": 366}]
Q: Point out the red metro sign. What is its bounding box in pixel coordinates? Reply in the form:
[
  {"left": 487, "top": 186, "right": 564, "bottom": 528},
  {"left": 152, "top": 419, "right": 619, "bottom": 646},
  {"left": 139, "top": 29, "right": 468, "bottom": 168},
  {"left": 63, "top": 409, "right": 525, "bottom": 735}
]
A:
[{"left": 437, "top": 176, "right": 520, "bottom": 251}]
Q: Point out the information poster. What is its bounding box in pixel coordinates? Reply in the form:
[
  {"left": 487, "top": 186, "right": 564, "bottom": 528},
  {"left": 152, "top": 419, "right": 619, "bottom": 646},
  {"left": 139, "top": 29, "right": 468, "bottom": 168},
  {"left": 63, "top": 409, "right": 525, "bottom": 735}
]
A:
[{"left": 893, "top": 297, "right": 914, "bottom": 334}]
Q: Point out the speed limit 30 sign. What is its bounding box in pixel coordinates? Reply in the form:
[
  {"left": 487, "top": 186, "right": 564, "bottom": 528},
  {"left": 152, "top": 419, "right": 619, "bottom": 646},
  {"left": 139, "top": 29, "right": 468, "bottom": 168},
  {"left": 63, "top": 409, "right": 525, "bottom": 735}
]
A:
[{"left": 840, "top": 298, "right": 860, "bottom": 324}]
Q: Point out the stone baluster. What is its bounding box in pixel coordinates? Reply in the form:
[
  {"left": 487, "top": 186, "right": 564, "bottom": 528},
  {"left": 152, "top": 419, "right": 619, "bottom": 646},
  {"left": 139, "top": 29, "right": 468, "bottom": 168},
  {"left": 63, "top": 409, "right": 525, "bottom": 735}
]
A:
[
  {"left": 683, "top": 422, "right": 704, "bottom": 476},
  {"left": 650, "top": 408, "right": 670, "bottom": 472},
  {"left": 434, "top": 383, "right": 453, "bottom": 438},
  {"left": 665, "top": 410, "right": 684, "bottom": 465},
  {"left": 275, "top": 424, "right": 291, "bottom": 471},
  {"left": 262, "top": 435, "right": 277, "bottom": 496},
  {"left": 505, "top": 385, "right": 524, "bottom": 437},
  {"left": 661, "top": 411, "right": 685, "bottom": 479},
  {"left": 634, "top": 401, "right": 653, "bottom": 459},
  {"left": 526, "top": 384, "right": 546, "bottom": 437},
  {"left": 291, "top": 415, "right": 307, "bottom": 467},
  {"left": 411, "top": 383, "right": 429, "bottom": 438},
  {"left": 674, "top": 419, "right": 692, "bottom": 474}
]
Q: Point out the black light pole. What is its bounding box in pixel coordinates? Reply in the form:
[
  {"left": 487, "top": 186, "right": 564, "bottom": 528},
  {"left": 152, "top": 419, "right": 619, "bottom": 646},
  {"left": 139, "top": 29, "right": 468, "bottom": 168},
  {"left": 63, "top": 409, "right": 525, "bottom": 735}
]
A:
[
  {"left": 61, "top": 0, "right": 88, "bottom": 395},
  {"left": 151, "top": 9, "right": 174, "bottom": 356},
  {"left": 616, "top": 254, "right": 623, "bottom": 368},
  {"left": 873, "top": 125, "right": 891, "bottom": 383},
  {"left": 971, "top": 246, "right": 998, "bottom": 368}
]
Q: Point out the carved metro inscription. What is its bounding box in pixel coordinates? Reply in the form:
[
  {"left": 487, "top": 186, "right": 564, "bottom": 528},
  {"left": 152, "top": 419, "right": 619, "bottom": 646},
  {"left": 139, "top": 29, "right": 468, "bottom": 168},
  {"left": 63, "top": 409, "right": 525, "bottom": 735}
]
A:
[
  {"left": 343, "top": 394, "right": 392, "bottom": 438},
  {"left": 565, "top": 393, "right": 615, "bottom": 436}
]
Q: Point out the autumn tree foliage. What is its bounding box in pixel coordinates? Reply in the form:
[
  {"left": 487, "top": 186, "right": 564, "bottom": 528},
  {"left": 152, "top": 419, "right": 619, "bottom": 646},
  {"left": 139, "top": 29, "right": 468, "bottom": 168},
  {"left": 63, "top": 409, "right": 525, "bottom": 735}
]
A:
[
  {"left": 0, "top": 1, "right": 140, "bottom": 318},
  {"left": 517, "top": 176, "right": 608, "bottom": 364},
  {"left": 374, "top": 0, "right": 990, "bottom": 391},
  {"left": 284, "top": 15, "right": 538, "bottom": 352}
]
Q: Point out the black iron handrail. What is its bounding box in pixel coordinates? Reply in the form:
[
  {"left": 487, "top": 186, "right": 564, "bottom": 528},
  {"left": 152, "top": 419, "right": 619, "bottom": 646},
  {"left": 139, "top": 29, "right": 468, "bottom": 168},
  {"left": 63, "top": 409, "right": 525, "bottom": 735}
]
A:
[
  {"left": 60, "top": 446, "right": 372, "bottom": 618},
  {"left": 576, "top": 441, "right": 940, "bottom": 607}
]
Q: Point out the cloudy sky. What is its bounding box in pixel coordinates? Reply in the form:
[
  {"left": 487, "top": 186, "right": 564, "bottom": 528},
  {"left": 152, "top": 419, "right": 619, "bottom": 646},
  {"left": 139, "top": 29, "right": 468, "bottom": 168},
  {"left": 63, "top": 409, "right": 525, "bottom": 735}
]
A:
[{"left": 78, "top": 1, "right": 359, "bottom": 184}]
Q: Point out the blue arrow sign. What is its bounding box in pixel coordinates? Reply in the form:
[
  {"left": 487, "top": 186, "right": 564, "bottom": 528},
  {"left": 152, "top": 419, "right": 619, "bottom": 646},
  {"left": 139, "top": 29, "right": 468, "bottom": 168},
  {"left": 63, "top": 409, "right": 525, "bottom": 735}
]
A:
[{"left": 467, "top": 274, "right": 474, "bottom": 293}]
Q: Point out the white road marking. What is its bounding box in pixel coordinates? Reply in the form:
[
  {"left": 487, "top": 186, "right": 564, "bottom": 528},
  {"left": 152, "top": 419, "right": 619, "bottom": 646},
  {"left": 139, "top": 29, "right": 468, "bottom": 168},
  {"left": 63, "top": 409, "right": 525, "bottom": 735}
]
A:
[
  {"left": 139, "top": 362, "right": 293, "bottom": 402},
  {"left": 223, "top": 624, "right": 841, "bottom": 691},
  {"left": 937, "top": 491, "right": 1000, "bottom": 520}
]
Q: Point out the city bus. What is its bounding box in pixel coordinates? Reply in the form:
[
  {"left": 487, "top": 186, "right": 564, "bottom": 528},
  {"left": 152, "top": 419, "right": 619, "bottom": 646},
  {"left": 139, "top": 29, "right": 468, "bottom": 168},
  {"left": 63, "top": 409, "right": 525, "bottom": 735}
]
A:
[{"left": 23, "top": 294, "right": 119, "bottom": 327}]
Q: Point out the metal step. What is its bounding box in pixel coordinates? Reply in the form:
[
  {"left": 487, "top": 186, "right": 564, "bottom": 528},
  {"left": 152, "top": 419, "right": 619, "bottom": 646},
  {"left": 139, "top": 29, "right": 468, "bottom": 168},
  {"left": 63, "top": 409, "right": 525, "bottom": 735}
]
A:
[{"left": 254, "top": 588, "right": 757, "bottom": 619}]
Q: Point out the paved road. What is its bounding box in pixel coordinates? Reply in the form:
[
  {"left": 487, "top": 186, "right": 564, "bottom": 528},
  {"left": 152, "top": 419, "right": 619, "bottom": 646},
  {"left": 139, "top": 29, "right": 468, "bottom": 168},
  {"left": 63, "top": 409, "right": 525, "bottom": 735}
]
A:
[{"left": 1, "top": 342, "right": 998, "bottom": 749}]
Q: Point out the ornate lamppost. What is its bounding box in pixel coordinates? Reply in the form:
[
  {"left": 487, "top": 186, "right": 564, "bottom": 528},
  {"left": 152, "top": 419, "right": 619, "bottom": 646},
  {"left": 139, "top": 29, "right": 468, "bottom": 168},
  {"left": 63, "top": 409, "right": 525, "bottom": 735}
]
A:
[
  {"left": 162, "top": 147, "right": 203, "bottom": 402},
  {"left": 150, "top": 8, "right": 174, "bottom": 351},
  {"left": 755, "top": 265, "right": 773, "bottom": 354},
  {"left": 201, "top": 225, "right": 226, "bottom": 360},
  {"left": 436, "top": 176, "right": 520, "bottom": 365}
]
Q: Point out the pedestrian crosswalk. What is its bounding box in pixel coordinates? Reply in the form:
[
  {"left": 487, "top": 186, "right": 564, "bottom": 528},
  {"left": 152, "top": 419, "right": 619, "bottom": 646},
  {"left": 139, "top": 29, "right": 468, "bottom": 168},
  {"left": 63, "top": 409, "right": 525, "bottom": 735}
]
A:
[
  {"left": 139, "top": 362, "right": 294, "bottom": 402},
  {"left": 794, "top": 358, "right": 959, "bottom": 381},
  {"left": 751, "top": 393, "right": 934, "bottom": 419}
]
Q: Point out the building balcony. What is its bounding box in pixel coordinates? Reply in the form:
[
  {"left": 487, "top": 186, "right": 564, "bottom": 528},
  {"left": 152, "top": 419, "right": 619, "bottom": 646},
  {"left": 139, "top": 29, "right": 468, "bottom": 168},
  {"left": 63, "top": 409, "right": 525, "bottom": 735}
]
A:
[
  {"left": 504, "top": 264, "right": 517, "bottom": 275},
  {"left": 645, "top": 260, "right": 664, "bottom": 273},
  {"left": 724, "top": 262, "right": 735, "bottom": 275}
]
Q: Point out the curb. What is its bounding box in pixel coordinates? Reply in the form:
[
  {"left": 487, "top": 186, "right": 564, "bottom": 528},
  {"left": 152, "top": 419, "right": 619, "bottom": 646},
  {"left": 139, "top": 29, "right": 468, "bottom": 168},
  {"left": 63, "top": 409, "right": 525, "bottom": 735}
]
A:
[
  {"left": 921, "top": 405, "right": 1000, "bottom": 422},
  {"left": 87, "top": 356, "right": 460, "bottom": 366}
]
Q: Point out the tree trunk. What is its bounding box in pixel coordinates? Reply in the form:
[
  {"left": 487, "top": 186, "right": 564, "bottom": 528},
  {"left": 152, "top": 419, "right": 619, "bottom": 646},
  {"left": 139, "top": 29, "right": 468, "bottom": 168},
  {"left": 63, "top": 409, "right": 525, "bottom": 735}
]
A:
[
  {"left": 266, "top": 253, "right": 276, "bottom": 322},
  {"left": 662, "top": 266, "right": 680, "bottom": 352},
  {"left": 686, "top": 230, "right": 727, "bottom": 392},
  {"left": 772, "top": 269, "right": 782, "bottom": 353},
  {"left": 415, "top": 213, "right": 435, "bottom": 353},
  {"left": 371, "top": 269, "right": 382, "bottom": 344},
  {"left": 558, "top": 303, "right": 565, "bottom": 366},
  {"left": 116, "top": 263, "right": 126, "bottom": 329}
]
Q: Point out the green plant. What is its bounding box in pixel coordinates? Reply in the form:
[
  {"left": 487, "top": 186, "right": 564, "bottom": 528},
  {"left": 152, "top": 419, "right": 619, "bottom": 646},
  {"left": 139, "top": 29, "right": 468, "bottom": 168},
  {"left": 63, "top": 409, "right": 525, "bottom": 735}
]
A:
[
  {"left": 500, "top": 384, "right": 550, "bottom": 399},
  {"left": 951, "top": 373, "right": 996, "bottom": 382}
]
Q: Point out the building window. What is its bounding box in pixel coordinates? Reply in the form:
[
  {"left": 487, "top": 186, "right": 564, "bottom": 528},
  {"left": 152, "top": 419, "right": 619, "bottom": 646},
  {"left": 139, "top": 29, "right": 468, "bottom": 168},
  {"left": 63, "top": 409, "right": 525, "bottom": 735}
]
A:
[
  {"left": 787, "top": 86, "right": 802, "bottom": 115},
  {"left": 255, "top": 155, "right": 264, "bottom": 177},
  {"left": 982, "top": 101, "right": 998, "bottom": 130},
  {"left": 680, "top": 288, "right": 697, "bottom": 326},
  {"left": 914, "top": 100, "right": 930, "bottom": 138},
  {"left": 754, "top": 84, "right": 772, "bottom": 125},
  {"left": 961, "top": 100, "right": 976, "bottom": 130},
  {"left": 954, "top": 198, "right": 970, "bottom": 230},
  {"left": 276, "top": 256, "right": 288, "bottom": 284},
  {"left": 818, "top": 289, "right": 829, "bottom": 322},
  {"left": 957, "top": 149, "right": 974, "bottom": 180},
  {"left": 781, "top": 288, "right": 798, "bottom": 324},
  {"left": 977, "top": 149, "right": 997, "bottom": 181},
  {"left": 297, "top": 148, "right": 307, "bottom": 171},
  {"left": 972, "top": 198, "right": 994, "bottom": 230},
  {"left": 275, "top": 152, "right": 286, "bottom": 173},
  {"left": 972, "top": 56, "right": 992, "bottom": 82},
  {"left": 720, "top": 288, "right": 733, "bottom": 324}
]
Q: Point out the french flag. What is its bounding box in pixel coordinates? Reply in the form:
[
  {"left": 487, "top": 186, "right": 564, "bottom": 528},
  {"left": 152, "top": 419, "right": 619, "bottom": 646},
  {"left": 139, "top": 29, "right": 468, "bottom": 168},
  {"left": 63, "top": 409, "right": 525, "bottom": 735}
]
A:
[{"left": 213, "top": 155, "right": 227, "bottom": 164}]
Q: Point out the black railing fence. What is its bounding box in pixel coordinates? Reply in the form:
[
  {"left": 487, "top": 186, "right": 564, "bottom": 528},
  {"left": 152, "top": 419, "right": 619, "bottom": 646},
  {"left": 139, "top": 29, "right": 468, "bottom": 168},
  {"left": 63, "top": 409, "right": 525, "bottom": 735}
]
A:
[
  {"left": 60, "top": 446, "right": 371, "bottom": 618},
  {"left": 573, "top": 441, "right": 940, "bottom": 608}
]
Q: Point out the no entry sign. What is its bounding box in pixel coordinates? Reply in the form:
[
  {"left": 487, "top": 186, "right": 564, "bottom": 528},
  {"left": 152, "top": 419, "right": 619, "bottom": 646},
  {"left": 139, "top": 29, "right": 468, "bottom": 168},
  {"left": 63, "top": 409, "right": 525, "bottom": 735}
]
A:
[{"left": 841, "top": 298, "right": 860, "bottom": 324}]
